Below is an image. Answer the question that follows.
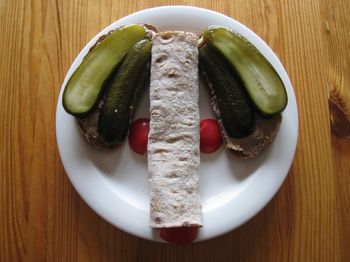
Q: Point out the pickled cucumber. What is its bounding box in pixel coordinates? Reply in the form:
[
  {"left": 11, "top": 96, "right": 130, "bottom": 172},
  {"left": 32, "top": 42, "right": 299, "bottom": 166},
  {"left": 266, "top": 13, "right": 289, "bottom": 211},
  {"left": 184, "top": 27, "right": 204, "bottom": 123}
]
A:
[
  {"left": 62, "top": 24, "right": 147, "bottom": 117},
  {"left": 203, "top": 26, "right": 288, "bottom": 115},
  {"left": 98, "top": 39, "right": 152, "bottom": 144},
  {"left": 199, "top": 45, "right": 255, "bottom": 138}
]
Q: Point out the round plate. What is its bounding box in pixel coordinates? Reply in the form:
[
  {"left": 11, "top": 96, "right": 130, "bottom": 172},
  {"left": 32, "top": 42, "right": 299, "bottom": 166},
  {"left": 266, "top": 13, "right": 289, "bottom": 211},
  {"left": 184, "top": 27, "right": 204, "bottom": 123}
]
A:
[{"left": 56, "top": 6, "right": 298, "bottom": 242}]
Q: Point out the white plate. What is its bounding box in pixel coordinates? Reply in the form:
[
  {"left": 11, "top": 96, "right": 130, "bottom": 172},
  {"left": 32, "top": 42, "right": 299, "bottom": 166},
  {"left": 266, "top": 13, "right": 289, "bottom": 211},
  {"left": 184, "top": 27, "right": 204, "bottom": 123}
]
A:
[{"left": 56, "top": 6, "right": 298, "bottom": 242}]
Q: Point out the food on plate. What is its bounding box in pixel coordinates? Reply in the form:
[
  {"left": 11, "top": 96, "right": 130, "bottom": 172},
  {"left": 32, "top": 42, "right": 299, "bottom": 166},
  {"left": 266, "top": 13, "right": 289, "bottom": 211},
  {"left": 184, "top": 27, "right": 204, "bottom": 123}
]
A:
[
  {"left": 62, "top": 23, "right": 286, "bottom": 156},
  {"left": 220, "top": 113, "right": 282, "bottom": 158},
  {"left": 148, "top": 32, "right": 202, "bottom": 237},
  {"left": 62, "top": 24, "right": 157, "bottom": 148},
  {"left": 198, "top": 45, "right": 255, "bottom": 138},
  {"left": 61, "top": 22, "right": 289, "bottom": 243},
  {"left": 201, "top": 26, "right": 287, "bottom": 116},
  {"left": 63, "top": 24, "right": 149, "bottom": 117},
  {"left": 128, "top": 118, "right": 150, "bottom": 155},
  {"left": 159, "top": 227, "right": 199, "bottom": 245},
  {"left": 98, "top": 39, "right": 152, "bottom": 144},
  {"left": 199, "top": 26, "right": 287, "bottom": 158},
  {"left": 200, "top": 119, "right": 222, "bottom": 153},
  {"left": 130, "top": 118, "right": 222, "bottom": 156}
]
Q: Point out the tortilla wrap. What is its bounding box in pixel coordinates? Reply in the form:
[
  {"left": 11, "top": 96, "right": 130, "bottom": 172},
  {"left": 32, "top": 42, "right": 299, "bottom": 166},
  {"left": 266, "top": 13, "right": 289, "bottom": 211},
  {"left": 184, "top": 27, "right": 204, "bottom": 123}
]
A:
[{"left": 148, "top": 31, "right": 202, "bottom": 228}]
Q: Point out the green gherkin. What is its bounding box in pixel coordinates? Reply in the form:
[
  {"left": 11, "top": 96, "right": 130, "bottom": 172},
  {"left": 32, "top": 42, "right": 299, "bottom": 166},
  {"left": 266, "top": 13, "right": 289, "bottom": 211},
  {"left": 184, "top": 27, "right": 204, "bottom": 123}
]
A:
[
  {"left": 63, "top": 24, "right": 147, "bottom": 117},
  {"left": 199, "top": 44, "right": 255, "bottom": 138},
  {"left": 98, "top": 39, "right": 152, "bottom": 145},
  {"left": 203, "top": 26, "right": 288, "bottom": 116}
]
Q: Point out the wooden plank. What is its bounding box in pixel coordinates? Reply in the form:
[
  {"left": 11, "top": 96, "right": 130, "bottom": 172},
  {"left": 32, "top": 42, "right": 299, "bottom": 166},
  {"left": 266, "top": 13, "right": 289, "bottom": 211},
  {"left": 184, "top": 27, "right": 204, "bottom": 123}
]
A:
[
  {"left": 0, "top": 0, "right": 349, "bottom": 261},
  {"left": 321, "top": 0, "right": 350, "bottom": 261}
]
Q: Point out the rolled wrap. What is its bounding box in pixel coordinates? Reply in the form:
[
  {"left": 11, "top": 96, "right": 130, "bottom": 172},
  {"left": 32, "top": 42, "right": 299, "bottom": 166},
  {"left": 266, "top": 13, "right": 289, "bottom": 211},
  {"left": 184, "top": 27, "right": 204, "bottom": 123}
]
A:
[{"left": 148, "top": 31, "right": 202, "bottom": 228}]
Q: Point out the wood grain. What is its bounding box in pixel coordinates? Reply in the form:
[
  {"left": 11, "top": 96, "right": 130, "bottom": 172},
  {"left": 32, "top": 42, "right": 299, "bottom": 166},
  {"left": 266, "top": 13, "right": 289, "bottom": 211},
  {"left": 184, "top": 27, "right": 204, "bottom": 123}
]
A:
[{"left": 1, "top": 0, "right": 349, "bottom": 261}]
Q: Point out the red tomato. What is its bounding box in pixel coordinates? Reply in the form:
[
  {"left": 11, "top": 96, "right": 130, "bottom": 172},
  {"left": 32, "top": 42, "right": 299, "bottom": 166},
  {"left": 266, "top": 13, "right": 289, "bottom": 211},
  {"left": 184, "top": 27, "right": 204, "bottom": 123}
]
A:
[
  {"left": 200, "top": 119, "right": 222, "bottom": 153},
  {"left": 159, "top": 227, "right": 199, "bottom": 245},
  {"left": 128, "top": 118, "right": 150, "bottom": 155}
]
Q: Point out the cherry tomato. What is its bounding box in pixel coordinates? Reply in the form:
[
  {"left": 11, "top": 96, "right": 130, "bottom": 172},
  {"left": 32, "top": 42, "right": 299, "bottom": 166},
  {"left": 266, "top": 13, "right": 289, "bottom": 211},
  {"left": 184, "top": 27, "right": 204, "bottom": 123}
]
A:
[
  {"left": 159, "top": 227, "right": 199, "bottom": 245},
  {"left": 128, "top": 118, "right": 150, "bottom": 155},
  {"left": 200, "top": 119, "right": 222, "bottom": 153}
]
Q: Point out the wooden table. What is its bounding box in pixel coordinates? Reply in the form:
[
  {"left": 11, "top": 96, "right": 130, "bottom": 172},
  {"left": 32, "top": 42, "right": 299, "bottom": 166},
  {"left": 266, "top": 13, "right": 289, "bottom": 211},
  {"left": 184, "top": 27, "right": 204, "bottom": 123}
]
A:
[{"left": 1, "top": 0, "right": 349, "bottom": 261}]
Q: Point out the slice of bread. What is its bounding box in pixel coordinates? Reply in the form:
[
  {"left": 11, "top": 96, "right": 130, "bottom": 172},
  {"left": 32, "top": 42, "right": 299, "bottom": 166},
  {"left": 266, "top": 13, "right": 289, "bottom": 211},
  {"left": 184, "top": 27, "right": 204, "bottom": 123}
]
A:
[
  {"left": 76, "top": 24, "right": 157, "bottom": 149},
  {"left": 201, "top": 68, "right": 282, "bottom": 159}
]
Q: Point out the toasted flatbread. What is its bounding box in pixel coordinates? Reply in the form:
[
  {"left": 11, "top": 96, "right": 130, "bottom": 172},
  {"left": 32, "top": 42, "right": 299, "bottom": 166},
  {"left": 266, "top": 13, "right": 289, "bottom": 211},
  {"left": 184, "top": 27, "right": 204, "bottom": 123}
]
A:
[{"left": 148, "top": 31, "right": 202, "bottom": 228}]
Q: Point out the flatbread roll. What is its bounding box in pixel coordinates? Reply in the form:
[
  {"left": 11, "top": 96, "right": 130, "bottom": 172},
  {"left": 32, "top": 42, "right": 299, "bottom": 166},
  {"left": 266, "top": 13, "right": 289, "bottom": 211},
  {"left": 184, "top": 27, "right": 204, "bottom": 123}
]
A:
[{"left": 148, "top": 31, "right": 202, "bottom": 228}]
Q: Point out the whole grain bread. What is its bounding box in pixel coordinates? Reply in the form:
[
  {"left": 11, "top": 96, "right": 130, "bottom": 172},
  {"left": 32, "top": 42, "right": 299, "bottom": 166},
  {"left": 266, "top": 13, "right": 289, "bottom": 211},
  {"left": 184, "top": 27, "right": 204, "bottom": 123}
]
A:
[
  {"left": 200, "top": 67, "right": 282, "bottom": 159},
  {"left": 76, "top": 24, "right": 157, "bottom": 149}
]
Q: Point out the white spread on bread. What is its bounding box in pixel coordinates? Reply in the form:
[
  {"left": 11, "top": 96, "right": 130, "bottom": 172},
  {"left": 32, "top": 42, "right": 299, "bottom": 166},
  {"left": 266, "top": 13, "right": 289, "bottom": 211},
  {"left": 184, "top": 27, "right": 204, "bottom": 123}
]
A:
[{"left": 148, "top": 31, "right": 202, "bottom": 228}]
